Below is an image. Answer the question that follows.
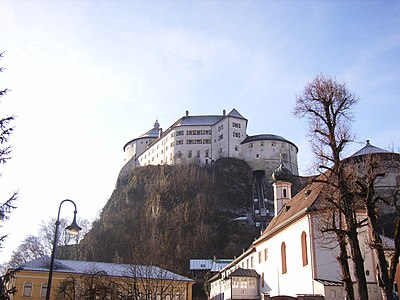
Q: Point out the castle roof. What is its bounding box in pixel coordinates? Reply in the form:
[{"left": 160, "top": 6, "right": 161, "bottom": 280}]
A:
[
  {"left": 123, "top": 119, "right": 160, "bottom": 151},
  {"left": 173, "top": 108, "right": 247, "bottom": 128},
  {"left": 139, "top": 119, "right": 160, "bottom": 138},
  {"left": 227, "top": 108, "right": 246, "bottom": 119},
  {"left": 19, "top": 256, "right": 193, "bottom": 282},
  {"left": 175, "top": 115, "right": 224, "bottom": 127},
  {"left": 241, "top": 134, "right": 298, "bottom": 151}
]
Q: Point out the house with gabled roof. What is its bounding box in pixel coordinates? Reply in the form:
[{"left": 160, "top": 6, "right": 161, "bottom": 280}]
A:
[
  {"left": 208, "top": 141, "right": 400, "bottom": 300},
  {"left": 8, "top": 257, "right": 194, "bottom": 300}
]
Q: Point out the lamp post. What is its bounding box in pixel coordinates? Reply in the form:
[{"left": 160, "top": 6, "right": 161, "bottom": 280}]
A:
[{"left": 45, "top": 199, "right": 81, "bottom": 300}]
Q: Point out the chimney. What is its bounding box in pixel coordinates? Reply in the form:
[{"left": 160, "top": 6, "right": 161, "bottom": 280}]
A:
[
  {"left": 223, "top": 109, "right": 226, "bottom": 116},
  {"left": 186, "top": 110, "right": 189, "bottom": 117}
]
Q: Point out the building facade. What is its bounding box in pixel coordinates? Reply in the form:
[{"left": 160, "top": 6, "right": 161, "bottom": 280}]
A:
[
  {"left": 121, "top": 109, "right": 299, "bottom": 179},
  {"left": 208, "top": 142, "right": 400, "bottom": 300},
  {"left": 9, "top": 257, "right": 194, "bottom": 300}
]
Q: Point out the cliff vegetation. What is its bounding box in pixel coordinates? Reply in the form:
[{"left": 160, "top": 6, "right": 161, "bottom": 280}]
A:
[{"left": 79, "top": 158, "right": 259, "bottom": 275}]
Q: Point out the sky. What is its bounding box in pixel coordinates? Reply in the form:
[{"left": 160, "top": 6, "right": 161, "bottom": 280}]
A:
[{"left": 0, "top": 0, "right": 399, "bottom": 263}]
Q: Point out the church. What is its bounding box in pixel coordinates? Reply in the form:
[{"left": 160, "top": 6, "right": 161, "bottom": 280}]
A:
[{"left": 208, "top": 141, "right": 400, "bottom": 300}]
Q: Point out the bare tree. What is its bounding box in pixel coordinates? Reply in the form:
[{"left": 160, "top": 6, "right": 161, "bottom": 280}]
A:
[
  {"left": 57, "top": 270, "right": 122, "bottom": 300},
  {"left": 123, "top": 264, "right": 188, "bottom": 300},
  {"left": 349, "top": 153, "right": 400, "bottom": 300},
  {"left": 39, "top": 217, "right": 91, "bottom": 259},
  {"left": 294, "top": 74, "right": 369, "bottom": 299},
  {"left": 7, "top": 235, "right": 46, "bottom": 268},
  {"left": 0, "top": 51, "right": 18, "bottom": 300}
]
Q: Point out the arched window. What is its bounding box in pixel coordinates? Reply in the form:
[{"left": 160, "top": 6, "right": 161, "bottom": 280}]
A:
[
  {"left": 301, "top": 231, "right": 308, "bottom": 266},
  {"left": 281, "top": 242, "right": 287, "bottom": 274}
]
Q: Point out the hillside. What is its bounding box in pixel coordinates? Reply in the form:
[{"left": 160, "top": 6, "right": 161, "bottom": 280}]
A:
[{"left": 79, "top": 158, "right": 260, "bottom": 275}]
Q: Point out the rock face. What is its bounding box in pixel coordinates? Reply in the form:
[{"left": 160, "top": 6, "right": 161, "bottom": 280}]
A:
[{"left": 79, "top": 158, "right": 259, "bottom": 275}]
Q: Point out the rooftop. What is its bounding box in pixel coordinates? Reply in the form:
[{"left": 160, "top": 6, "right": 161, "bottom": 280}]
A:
[
  {"left": 20, "top": 257, "right": 193, "bottom": 282},
  {"left": 350, "top": 140, "right": 389, "bottom": 157}
]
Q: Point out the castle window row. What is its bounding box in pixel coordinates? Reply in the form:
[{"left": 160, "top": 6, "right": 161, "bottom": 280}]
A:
[
  {"left": 232, "top": 122, "right": 241, "bottom": 128},
  {"left": 233, "top": 132, "right": 241, "bottom": 138},
  {"left": 186, "top": 139, "right": 211, "bottom": 145},
  {"left": 186, "top": 130, "right": 212, "bottom": 135}
]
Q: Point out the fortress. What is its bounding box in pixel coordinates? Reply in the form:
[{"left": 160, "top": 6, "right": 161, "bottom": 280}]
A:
[
  {"left": 119, "top": 108, "right": 302, "bottom": 230},
  {"left": 120, "top": 108, "right": 299, "bottom": 179}
]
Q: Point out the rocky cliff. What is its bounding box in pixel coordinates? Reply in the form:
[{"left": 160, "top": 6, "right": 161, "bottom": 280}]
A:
[{"left": 79, "top": 158, "right": 260, "bottom": 275}]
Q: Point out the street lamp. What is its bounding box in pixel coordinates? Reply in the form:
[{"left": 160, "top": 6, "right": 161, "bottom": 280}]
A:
[{"left": 46, "top": 199, "right": 81, "bottom": 300}]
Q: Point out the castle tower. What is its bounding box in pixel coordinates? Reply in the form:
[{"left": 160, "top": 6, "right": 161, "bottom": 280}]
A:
[{"left": 272, "top": 159, "right": 292, "bottom": 216}]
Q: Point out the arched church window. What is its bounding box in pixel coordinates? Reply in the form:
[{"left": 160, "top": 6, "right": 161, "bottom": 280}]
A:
[
  {"left": 281, "top": 242, "right": 287, "bottom": 274},
  {"left": 301, "top": 231, "right": 308, "bottom": 266}
]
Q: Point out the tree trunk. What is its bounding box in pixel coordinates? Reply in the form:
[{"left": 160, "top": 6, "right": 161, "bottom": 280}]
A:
[{"left": 337, "top": 231, "right": 355, "bottom": 300}]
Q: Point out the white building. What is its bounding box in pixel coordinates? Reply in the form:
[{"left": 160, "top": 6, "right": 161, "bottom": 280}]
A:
[
  {"left": 120, "top": 109, "right": 299, "bottom": 179},
  {"left": 208, "top": 142, "right": 400, "bottom": 300}
]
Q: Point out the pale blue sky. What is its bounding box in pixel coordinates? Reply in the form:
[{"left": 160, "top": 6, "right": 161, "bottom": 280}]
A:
[{"left": 0, "top": 0, "right": 399, "bottom": 262}]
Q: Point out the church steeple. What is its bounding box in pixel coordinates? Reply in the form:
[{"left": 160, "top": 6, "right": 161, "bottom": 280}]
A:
[{"left": 272, "top": 157, "right": 293, "bottom": 216}]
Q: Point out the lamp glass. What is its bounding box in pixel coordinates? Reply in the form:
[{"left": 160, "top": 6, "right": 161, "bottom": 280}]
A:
[{"left": 65, "top": 216, "right": 82, "bottom": 235}]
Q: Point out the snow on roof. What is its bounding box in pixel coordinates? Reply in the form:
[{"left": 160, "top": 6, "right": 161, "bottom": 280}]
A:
[
  {"left": 20, "top": 257, "right": 193, "bottom": 282},
  {"left": 350, "top": 140, "right": 389, "bottom": 157}
]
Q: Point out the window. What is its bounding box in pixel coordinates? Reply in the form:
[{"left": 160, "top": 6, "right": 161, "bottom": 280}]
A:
[
  {"left": 218, "top": 134, "right": 223, "bottom": 141},
  {"left": 281, "top": 242, "right": 287, "bottom": 274},
  {"left": 283, "top": 189, "right": 287, "bottom": 198},
  {"left": 250, "top": 256, "right": 254, "bottom": 268},
  {"left": 301, "top": 231, "right": 308, "bottom": 266},
  {"left": 218, "top": 124, "right": 224, "bottom": 132},
  {"left": 176, "top": 140, "right": 183, "bottom": 145},
  {"left": 23, "top": 282, "right": 33, "bottom": 297},
  {"left": 188, "top": 151, "right": 192, "bottom": 158},
  {"left": 248, "top": 143, "right": 253, "bottom": 148},
  {"left": 258, "top": 251, "right": 262, "bottom": 263},
  {"left": 235, "top": 145, "right": 239, "bottom": 151},
  {"left": 176, "top": 130, "right": 184, "bottom": 136},
  {"left": 264, "top": 248, "right": 268, "bottom": 261},
  {"left": 233, "top": 132, "right": 240, "bottom": 138},
  {"left": 205, "top": 149, "right": 209, "bottom": 157},
  {"left": 196, "top": 150, "right": 200, "bottom": 158},
  {"left": 40, "top": 283, "right": 47, "bottom": 298},
  {"left": 232, "top": 122, "right": 241, "bottom": 128}
]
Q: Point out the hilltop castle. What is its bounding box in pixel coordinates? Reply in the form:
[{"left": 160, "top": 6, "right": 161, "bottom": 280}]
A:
[{"left": 120, "top": 108, "right": 299, "bottom": 180}]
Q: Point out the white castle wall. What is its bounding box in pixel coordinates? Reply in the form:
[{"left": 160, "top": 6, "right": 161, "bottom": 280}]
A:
[{"left": 122, "top": 110, "right": 299, "bottom": 176}]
